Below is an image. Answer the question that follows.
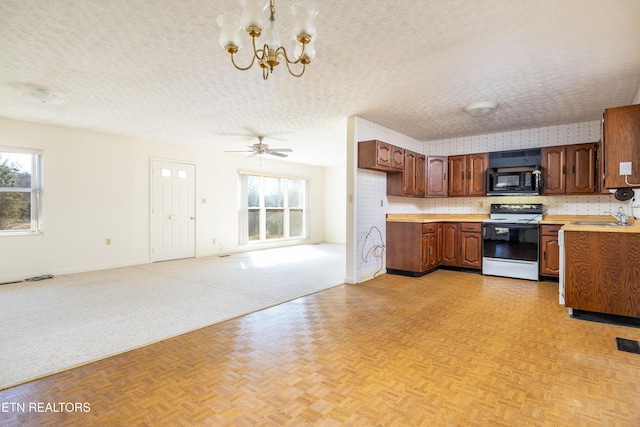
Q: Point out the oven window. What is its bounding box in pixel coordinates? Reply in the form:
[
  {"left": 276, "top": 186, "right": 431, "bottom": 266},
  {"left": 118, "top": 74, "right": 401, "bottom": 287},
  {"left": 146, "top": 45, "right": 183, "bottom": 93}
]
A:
[{"left": 483, "top": 224, "right": 538, "bottom": 262}]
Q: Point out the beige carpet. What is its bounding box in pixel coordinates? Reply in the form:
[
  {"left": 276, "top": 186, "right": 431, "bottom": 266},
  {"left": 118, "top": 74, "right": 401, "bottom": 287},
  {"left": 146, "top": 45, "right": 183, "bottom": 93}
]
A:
[{"left": 0, "top": 243, "right": 346, "bottom": 390}]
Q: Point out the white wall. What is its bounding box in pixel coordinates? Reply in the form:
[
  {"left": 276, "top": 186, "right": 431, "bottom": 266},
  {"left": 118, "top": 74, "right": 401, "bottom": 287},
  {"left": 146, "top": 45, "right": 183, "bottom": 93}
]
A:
[
  {"left": 349, "top": 117, "right": 628, "bottom": 282},
  {"left": 324, "top": 163, "right": 346, "bottom": 244},
  {"left": 0, "top": 118, "right": 335, "bottom": 283},
  {"left": 634, "top": 84, "right": 640, "bottom": 104}
]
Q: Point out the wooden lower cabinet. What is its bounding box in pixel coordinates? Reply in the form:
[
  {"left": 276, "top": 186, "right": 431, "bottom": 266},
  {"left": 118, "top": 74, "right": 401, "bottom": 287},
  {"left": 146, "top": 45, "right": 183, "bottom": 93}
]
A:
[
  {"left": 441, "top": 223, "right": 459, "bottom": 266},
  {"left": 564, "top": 231, "right": 640, "bottom": 318},
  {"left": 460, "top": 223, "right": 482, "bottom": 268},
  {"left": 387, "top": 221, "right": 482, "bottom": 275},
  {"left": 539, "top": 225, "right": 561, "bottom": 277},
  {"left": 386, "top": 222, "right": 439, "bottom": 275}
]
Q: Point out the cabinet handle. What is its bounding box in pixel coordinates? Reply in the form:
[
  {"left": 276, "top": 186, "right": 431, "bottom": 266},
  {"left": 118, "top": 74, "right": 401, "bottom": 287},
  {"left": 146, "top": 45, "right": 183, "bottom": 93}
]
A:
[
  {"left": 543, "top": 250, "right": 547, "bottom": 260},
  {"left": 444, "top": 173, "right": 447, "bottom": 180},
  {"left": 572, "top": 164, "right": 575, "bottom": 174},
  {"left": 562, "top": 165, "right": 566, "bottom": 175},
  {"left": 462, "top": 172, "right": 465, "bottom": 180}
]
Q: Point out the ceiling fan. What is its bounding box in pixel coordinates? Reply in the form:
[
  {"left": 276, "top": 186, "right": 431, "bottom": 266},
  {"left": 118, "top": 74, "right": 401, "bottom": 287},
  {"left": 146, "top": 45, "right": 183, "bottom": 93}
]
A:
[{"left": 225, "top": 136, "right": 293, "bottom": 158}]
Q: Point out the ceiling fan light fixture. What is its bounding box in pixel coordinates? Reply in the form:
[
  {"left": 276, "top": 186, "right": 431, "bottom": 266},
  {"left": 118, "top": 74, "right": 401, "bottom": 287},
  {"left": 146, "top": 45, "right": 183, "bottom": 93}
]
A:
[{"left": 464, "top": 101, "right": 498, "bottom": 117}]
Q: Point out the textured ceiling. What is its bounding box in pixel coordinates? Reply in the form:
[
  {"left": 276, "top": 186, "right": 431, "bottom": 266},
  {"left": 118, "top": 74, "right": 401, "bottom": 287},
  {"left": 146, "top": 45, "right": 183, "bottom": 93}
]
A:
[{"left": 1, "top": 0, "right": 639, "bottom": 166}]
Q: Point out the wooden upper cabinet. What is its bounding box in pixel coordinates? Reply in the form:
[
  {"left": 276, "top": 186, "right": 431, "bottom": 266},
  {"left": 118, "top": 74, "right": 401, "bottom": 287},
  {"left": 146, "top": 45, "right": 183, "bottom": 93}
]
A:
[
  {"left": 603, "top": 104, "right": 640, "bottom": 189},
  {"left": 566, "top": 143, "right": 596, "bottom": 194},
  {"left": 426, "top": 156, "right": 448, "bottom": 197},
  {"left": 390, "top": 145, "right": 404, "bottom": 171},
  {"left": 448, "top": 153, "right": 487, "bottom": 197},
  {"left": 387, "top": 150, "right": 425, "bottom": 197},
  {"left": 467, "top": 153, "right": 488, "bottom": 196},
  {"left": 542, "top": 143, "right": 596, "bottom": 195},
  {"left": 358, "top": 140, "right": 404, "bottom": 172},
  {"left": 448, "top": 155, "right": 467, "bottom": 197},
  {"left": 541, "top": 146, "right": 566, "bottom": 195},
  {"left": 415, "top": 153, "right": 426, "bottom": 196}
]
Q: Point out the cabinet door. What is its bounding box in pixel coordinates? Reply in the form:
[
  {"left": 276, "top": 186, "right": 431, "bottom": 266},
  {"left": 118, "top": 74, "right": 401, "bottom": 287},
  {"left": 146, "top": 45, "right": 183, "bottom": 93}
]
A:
[
  {"left": 426, "top": 156, "right": 448, "bottom": 197},
  {"left": 603, "top": 104, "right": 640, "bottom": 189},
  {"left": 540, "top": 235, "right": 560, "bottom": 276},
  {"left": 421, "top": 232, "right": 438, "bottom": 271},
  {"left": 541, "top": 146, "right": 566, "bottom": 194},
  {"left": 436, "top": 223, "right": 443, "bottom": 265},
  {"left": 448, "top": 155, "right": 467, "bottom": 197},
  {"left": 467, "top": 153, "right": 488, "bottom": 196},
  {"left": 376, "top": 141, "right": 392, "bottom": 168},
  {"left": 460, "top": 231, "right": 482, "bottom": 268},
  {"left": 415, "top": 154, "right": 426, "bottom": 197},
  {"left": 440, "top": 223, "right": 459, "bottom": 266},
  {"left": 566, "top": 143, "right": 596, "bottom": 194},
  {"left": 403, "top": 150, "right": 417, "bottom": 195},
  {"left": 391, "top": 146, "right": 405, "bottom": 171}
]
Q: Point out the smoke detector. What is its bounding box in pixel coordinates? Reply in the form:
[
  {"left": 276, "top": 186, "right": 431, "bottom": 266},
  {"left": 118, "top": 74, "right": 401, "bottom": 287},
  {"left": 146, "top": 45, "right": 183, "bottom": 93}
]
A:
[
  {"left": 464, "top": 101, "right": 498, "bottom": 117},
  {"left": 23, "top": 88, "right": 64, "bottom": 105}
]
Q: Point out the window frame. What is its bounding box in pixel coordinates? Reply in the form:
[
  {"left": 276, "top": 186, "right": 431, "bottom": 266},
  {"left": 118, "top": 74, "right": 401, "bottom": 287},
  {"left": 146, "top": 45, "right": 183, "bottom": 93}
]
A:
[
  {"left": 240, "top": 173, "right": 309, "bottom": 245},
  {"left": 0, "top": 146, "right": 43, "bottom": 236}
]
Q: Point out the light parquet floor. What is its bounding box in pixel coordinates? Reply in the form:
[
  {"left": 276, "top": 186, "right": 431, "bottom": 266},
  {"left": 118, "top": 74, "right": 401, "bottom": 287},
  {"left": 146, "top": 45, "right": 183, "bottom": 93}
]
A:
[{"left": 2, "top": 270, "right": 640, "bottom": 426}]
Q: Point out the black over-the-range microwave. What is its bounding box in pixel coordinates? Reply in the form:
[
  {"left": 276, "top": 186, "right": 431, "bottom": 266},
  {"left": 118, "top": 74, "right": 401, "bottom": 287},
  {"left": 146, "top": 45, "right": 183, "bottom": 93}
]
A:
[{"left": 486, "top": 148, "right": 542, "bottom": 196}]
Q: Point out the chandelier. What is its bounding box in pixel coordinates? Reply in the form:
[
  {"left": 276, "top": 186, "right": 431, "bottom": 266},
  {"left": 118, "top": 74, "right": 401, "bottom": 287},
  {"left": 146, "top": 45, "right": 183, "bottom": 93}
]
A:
[{"left": 217, "top": 0, "right": 318, "bottom": 80}]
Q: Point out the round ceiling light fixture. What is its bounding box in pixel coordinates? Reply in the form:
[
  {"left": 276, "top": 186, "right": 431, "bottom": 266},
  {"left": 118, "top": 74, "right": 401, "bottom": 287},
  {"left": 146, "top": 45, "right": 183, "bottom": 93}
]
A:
[
  {"left": 464, "top": 101, "right": 498, "bottom": 117},
  {"left": 23, "top": 88, "right": 64, "bottom": 105}
]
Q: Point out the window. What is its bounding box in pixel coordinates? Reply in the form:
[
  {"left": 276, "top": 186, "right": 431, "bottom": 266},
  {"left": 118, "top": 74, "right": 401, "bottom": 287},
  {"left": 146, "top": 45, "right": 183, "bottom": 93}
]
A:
[
  {"left": 0, "top": 147, "right": 43, "bottom": 234},
  {"left": 243, "top": 174, "right": 308, "bottom": 243}
]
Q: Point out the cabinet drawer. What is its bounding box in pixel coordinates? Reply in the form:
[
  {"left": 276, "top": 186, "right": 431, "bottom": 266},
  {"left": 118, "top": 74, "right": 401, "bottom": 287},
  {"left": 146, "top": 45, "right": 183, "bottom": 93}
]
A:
[
  {"left": 460, "top": 222, "right": 482, "bottom": 232},
  {"left": 540, "top": 225, "right": 561, "bottom": 236},
  {"left": 422, "top": 223, "right": 438, "bottom": 233}
]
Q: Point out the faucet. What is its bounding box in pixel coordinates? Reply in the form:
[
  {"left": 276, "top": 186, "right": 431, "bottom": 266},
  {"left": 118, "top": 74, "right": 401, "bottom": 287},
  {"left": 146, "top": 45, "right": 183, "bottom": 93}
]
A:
[{"left": 605, "top": 207, "right": 628, "bottom": 225}]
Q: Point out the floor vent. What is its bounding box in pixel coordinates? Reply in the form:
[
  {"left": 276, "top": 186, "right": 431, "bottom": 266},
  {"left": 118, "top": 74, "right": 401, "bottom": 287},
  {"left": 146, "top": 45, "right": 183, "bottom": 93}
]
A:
[{"left": 616, "top": 338, "right": 640, "bottom": 354}]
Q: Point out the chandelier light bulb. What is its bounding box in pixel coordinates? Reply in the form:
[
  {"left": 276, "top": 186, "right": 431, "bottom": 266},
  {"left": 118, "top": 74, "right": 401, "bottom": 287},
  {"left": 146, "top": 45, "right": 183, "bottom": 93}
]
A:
[
  {"left": 291, "top": 1, "right": 318, "bottom": 38},
  {"left": 239, "top": 0, "right": 269, "bottom": 30},
  {"left": 217, "top": 13, "right": 244, "bottom": 51}
]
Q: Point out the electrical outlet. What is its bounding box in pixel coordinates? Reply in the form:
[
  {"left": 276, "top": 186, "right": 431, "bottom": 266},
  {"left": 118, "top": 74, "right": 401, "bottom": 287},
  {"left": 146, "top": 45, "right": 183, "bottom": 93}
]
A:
[
  {"left": 212, "top": 238, "right": 216, "bottom": 244},
  {"left": 106, "top": 238, "right": 111, "bottom": 246},
  {"left": 620, "top": 162, "right": 632, "bottom": 176}
]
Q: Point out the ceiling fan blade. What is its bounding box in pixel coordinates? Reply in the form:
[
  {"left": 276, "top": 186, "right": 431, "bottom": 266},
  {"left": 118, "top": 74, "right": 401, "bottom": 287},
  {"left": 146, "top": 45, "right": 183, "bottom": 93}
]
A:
[
  {"left": 225, "top": 150, "right": 254, "bottom": 153},
  {"left": 248, "top": 152, "right": 258, "bottom": 158},
  {"left": 269, "top": 148, "right": 293, "bottom": 152},
  {"left": 267, "top": 150, "right": 288, "bottom": 158}
]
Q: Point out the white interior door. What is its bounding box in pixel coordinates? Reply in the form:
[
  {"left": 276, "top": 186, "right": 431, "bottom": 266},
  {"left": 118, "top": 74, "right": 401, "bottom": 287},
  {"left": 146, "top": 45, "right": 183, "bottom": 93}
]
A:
[{"left": 151, "top": 160, "right": 196, "bottom": 262}]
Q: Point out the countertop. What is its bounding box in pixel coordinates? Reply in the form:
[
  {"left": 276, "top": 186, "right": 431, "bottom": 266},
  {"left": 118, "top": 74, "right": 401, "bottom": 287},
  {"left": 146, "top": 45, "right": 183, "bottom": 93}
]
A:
[
  {"left": 386, "top": 213, "right": 640, "bottom": 233},
  {"left": 386, "top": 214, "right": 489, "bottom": 223}
]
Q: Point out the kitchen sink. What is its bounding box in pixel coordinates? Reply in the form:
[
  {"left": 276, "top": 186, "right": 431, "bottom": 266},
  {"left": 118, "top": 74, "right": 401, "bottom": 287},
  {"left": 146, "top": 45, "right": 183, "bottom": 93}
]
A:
[{"left": 571, "top": 221, "right": 631, "bottom": 226}]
